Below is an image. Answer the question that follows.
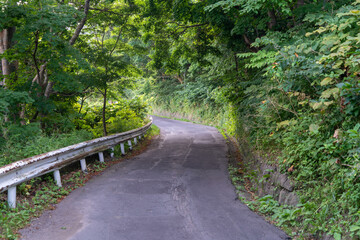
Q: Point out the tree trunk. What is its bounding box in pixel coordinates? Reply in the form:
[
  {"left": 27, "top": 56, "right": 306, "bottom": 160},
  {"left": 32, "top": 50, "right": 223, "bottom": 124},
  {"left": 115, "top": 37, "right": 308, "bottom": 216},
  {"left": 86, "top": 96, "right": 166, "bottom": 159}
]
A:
[
  {"left": 44, "top": 71, "right": 54, "bottom": 99},
  {"left": 1, "top": 58, "right": 10, "bottom": 86},
  {"left": 19, "top": 104, "right": 26, "bottom": 125},
  {"left": 41, "top": 0, "right": 91, "bottom": 98},
  {"left": 0, "top": 27, "right": 15, "bottom": 87},
  {"left": 102, "top": 88, "right": 107, "bottom": 136},
  {"left": 69, "top": 0, "right": 91, "bottom": 46},
  {"left": 30, "top": 0, "right": 91, "bottom": 123},
  {"left": 79, "top": 96, "right": 86, "bottom": 113},
  {"left": 174, "top": 75, "right": 183, "bottom": 84},
  {"left": 243, "top": 34, "right": 259, "bottom": 52},
  {"left": 234, "top": 53, "right": 240, "bottom": 79},
  {"left": 297, "top": 0, "right": 305, "bottom": 7},
  {"left": 32, "top": 63, "right": 47, "bottom": 86},
  {"left": 0, "top": 27, "right": 15, "bottom": 123},
  {"left": 32, "top": 0, "right": 90, "bottom": 89},
  {"left": 267, "top": 10, "right": 277, "bottom": 30}
]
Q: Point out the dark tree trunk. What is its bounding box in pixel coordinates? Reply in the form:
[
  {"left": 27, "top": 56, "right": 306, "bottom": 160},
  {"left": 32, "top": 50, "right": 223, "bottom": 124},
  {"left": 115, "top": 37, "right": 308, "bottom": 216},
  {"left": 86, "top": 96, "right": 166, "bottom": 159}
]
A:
[
  {"left": 102, "top": 88, "right": 107, "bottom": 136},
  {"left": 234, "top": 53, "right": 240, "bottom": 79},
  {"left": 267, "top": 10, "right": 277, "bottom": 30},
  {"left": 297, "top": 0, "right": 305, "bottom": 7},
  {"left": 243, "top": 34, "right": 259, "bottom": 52},
  {"left": 0, "top": 27, "right": 15, "bottom": 86},
  {"left": 31, "top": 0, "right": 91, "bottom": 123},
  {"left": 79, "top": 96, "right": 86, "bottom": 113},
  {"left": 69, "top": 0, "right": 91, "bottom": 46},
  {"left": 174, "top": 75, "right": 183, "bottom": 84},
  {"left": 43, "top": 0, "right": 91, "bottom": 99}
]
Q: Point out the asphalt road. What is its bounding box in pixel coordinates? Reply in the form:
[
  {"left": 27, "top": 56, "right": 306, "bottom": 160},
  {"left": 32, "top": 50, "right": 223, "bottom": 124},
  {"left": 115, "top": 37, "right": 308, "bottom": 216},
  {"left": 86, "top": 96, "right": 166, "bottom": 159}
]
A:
[{"left": 20, "top": 116, "right": 288, "bottom": 240}]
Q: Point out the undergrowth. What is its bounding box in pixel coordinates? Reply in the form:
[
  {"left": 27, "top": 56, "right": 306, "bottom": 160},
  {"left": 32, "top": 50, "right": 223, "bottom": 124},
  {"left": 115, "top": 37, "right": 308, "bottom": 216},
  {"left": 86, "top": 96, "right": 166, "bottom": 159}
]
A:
[
  {"left": 155, "top": 98, "right": 360, "bottom": 239},
  {"left": 0, "top": 124, "right": 159, "bottom": 239},
  {"left": 0, "top": 129, "right": 93, "bottom": 167},
  {"left": 229, "top": 158, "right": 360, "bottom": 240},
  {"left": 0, "top": 162, "right": 107, "bottom": 240},
  {"left": 146, "top": 2, "right": 360, "bottom": 238}
]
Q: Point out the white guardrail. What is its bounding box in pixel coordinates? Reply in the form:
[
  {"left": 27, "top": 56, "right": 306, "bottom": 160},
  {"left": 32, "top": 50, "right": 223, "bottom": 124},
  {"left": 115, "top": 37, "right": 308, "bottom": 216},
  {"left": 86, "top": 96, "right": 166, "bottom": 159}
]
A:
[{"left": 0, "top": 119, "right": 152, "bottom": 208}]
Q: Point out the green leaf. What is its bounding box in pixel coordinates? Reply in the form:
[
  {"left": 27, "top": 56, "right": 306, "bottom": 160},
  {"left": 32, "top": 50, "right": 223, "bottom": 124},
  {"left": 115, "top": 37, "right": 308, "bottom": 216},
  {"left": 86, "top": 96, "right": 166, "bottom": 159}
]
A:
[
  {"left": 334, "top": 232, "right": 341, "bottom": 240},
  {"left": 320, "top": 77, "right": 334, "bottom": 86},
  {"left": 310, "top": 102, "right": 323, "bottom": 110},
  {"left": 277, "top": 120, "right": 291, "bottom": 128},
  {"left": 309, "top": 124, "right": 320, "bottom": 134},
  {"left": 321, "top": 88, "right": 340, "bottom": 99},
  {"left": 350, "top": 225, "right": 360, "bottom": 232},
  {"left": 310, "top": 101, "right": 334, "bottom": 110}
]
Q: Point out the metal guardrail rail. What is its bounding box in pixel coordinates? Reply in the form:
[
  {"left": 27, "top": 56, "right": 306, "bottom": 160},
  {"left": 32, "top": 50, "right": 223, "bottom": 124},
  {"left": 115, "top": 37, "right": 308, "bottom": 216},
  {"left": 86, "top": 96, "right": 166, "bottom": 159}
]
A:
[{"left": 0, "top": 119, "right": 152, "bottom": 208}]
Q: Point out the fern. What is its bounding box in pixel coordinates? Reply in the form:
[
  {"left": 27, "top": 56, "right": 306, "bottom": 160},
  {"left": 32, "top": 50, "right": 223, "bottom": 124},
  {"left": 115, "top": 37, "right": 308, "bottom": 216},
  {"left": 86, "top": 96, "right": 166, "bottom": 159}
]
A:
[{"left": 237, "top": 50, "right": 278, "bottom": 69}]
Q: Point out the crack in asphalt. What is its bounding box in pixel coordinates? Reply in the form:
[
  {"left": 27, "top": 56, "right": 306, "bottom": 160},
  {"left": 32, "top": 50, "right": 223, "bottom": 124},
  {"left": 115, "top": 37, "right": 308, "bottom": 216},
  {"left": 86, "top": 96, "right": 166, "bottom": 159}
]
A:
[
  {"left": 171, "top": 179, "right": 204, "bottom": 240},
  {"left": 19, "top": 116, "right": 288, "bottom": 240}
]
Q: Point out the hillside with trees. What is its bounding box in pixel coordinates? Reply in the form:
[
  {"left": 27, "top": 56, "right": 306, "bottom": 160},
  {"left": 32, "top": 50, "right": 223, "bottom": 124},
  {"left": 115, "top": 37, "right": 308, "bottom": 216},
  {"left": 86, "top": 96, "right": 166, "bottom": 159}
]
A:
[
  {"left": 1, "top": 0, "right": 360, "bottom": 239},
  {"left": 0, "top": 0, "right": 148, "bottom": 167}
]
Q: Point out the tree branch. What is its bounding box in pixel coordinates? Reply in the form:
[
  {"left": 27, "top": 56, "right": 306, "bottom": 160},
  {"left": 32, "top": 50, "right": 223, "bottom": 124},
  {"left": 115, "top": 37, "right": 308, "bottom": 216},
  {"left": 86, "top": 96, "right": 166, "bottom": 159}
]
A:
[
  {"left": 243, "top": 34, "right": 259, "bottom": 52},
  {"left": 177, "top": 23, "right": 208, "bottom": 29},
  {"left": 109, "top": 27, "right": 124, "bottom": 56},
  {"left": 32, "top": 31, "right": 40, "bottom": 84},
  {"left": 69, "top": 0, "right": 91, "bottom": 45}
]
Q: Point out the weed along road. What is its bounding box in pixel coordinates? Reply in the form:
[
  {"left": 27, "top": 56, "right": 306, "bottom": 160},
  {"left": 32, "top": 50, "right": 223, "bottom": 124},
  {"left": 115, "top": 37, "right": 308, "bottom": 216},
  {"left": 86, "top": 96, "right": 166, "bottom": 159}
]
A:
[{"left": 20, "top": 116, "right": 288, "bottom": 240}]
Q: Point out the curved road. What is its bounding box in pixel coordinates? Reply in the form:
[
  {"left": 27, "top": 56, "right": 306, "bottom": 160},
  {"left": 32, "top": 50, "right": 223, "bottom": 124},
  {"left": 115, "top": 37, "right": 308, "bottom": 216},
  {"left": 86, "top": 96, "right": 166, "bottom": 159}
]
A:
[{"left": 20, "top": 116, "right": 288, "bottom": 240}]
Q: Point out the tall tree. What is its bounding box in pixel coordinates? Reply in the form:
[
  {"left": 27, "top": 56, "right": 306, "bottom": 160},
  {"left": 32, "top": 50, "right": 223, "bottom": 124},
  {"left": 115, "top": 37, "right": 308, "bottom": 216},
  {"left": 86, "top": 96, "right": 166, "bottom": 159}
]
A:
[{"left": 83, "top": 0, "right": 140, "bottom": 136}]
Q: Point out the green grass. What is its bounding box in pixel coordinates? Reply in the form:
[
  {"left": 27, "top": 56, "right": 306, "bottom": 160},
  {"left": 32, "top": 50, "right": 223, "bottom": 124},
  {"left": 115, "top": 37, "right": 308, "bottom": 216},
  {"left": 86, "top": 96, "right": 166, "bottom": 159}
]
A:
[
  {"left": 0, "top": 130, "right": 94, "bottom": 168},
  {"left": 0, "top": 128, "right": 159, "bottom": 239},
  {"left": 0, "top": 120, "right": 160, "bottom": 239},
  {"left": 146, "top": 124, "right": 160, "bottom": 137},
  {"left": 0, "top": 172, "right": 86, "bottom": 240}
]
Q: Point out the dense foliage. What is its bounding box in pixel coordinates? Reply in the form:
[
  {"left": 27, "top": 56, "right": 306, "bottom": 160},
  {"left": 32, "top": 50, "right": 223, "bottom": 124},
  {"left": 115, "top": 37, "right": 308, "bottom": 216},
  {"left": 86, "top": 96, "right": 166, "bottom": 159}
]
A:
[
  {"left": 140, "top": 0, "right": 360, "bottom": 238},
  {"left": 0, "top": 0, "right": 149, "bottom": 167},
  {"left": 2, "top": 0, "right": 360, "bottom": 238}
]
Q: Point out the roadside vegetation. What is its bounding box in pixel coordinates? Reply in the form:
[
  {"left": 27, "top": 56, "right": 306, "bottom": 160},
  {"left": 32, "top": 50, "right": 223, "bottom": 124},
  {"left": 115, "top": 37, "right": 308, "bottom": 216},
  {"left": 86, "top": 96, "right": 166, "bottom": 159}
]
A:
[
  {"left": 0, "top": 1, "right": 152, "bottom": 238},
  {"left": 140, "top": 0, "right": 360, "bottom": 239},
  {"left": 1, "top": 0, "right": 360, "bottom": 239},
  {"left": 0, "top": 125, "right": 159, "bottom": 239},
  {"left": 0, "top": 0, "right": 150, "bottom": 169}
]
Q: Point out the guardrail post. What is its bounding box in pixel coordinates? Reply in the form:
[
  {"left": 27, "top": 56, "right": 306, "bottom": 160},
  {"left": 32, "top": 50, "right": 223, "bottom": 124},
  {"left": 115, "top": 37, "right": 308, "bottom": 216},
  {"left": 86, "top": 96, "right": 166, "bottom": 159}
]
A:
[
  {"left": 110, "top": 147, "right": 114, "bottom": 158},
  {"left": 0, "top": 120, "right": 152, "bottom": 201},
  {"left": 120, "top": 143, "right": 125, "bottom": 155},
  {"left": 53, "top": 170, "right": 62, "bottom": 187},
  {"left": 127, "top": 140, "right": 132, "bottom": 150},
  {"left": 80, "top": 159, "right": 87, "bottom": 172},
  {"left": 138, "top": 135, "right": 141, "bottom": 140},
  {"left": 8, "top": 186, "right": 16, "bottom": 209},
  {"left": 98, "top": 152, "right": 104, "bottom": 162}
]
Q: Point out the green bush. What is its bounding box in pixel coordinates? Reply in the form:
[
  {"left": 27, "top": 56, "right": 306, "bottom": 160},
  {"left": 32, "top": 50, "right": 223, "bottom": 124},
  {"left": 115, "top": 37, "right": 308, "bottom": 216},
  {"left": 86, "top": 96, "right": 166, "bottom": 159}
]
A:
[
  {"left": 75, "top": 97, "right": 148, "bottom": 137},
  {"left": 0, "top": 129, "right": 93, "bottom": 167},
  {"left": 144, "top": 2, "right": 360, "bottom": 238}
]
